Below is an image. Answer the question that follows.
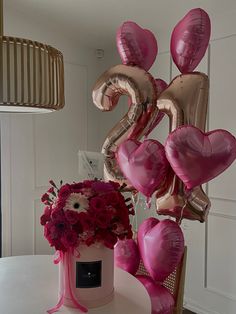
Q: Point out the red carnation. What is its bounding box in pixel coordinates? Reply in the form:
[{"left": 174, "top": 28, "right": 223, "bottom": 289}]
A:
[
  {"left": 40, "top": 214, "right": 50, "bottom": 226},
  {"left": 47, "top": 187, "right": 55, "bottom": 195},
  {"left": 41, "top": 193, "right": 50, "bottom": 203},
  {"left": 58, "top": 184, "right": 71, "bottom": 199}
]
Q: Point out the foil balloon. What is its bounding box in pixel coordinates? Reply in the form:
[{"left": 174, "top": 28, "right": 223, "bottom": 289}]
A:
[
  {"left": 136, "top": 275, "right": 174, "bottom": 314},
  {"left": 155, "top": 79, "right": 168, "bottom": 95},
  {"left": 171, "top": 8, "right": 211, "bottom": 73},
  {"left": 117, "top": 21, "right": 158, "bottom": 71},
  {"left": 155, "top": 72, "right": 211, "bottom": 222},
  {"left": 138, "top": 218, "right": 184, "bottom": 282},
  {"left": 116, "top": 139, "right": 170, "bottom": 197},
  {"left": 145, "top": 79, "right": 168, "bottom": 137},
  {"left": 92, "top": 64, "right": 158, "bottom": 189},
  {"left": 165, "top": 125, "right": 236, "bottom": 189},
  {"left": 114, "top": 239, "right": 140, "bottom": 275}
]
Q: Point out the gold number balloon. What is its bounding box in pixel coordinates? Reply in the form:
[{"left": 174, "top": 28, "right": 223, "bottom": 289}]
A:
[
  {"left": 155, "top": 72, "right": 211, "bottom": 222},
  {"left": 92, "top": 64, "right": 158, "bottom": 189}
]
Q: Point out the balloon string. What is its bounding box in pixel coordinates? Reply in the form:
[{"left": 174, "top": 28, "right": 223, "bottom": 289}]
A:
[
  {"left": 131, "top": 192, "right": 139, "bottom": 232},
  {"left": 145, "top": 197, "right": 152, "bottom": 209},
  {"left": 178, "top": 201, "right": 187, "bottom": 225}
]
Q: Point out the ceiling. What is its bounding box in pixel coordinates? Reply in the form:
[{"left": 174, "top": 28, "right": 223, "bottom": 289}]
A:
[{"left": 5, "top": 0, "right": 236, "bottom": 51}]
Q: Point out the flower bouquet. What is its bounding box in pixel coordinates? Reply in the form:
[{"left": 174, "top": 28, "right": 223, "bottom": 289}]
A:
[{"left": 40, "top": 179, "right": 134, "bottom": 313}]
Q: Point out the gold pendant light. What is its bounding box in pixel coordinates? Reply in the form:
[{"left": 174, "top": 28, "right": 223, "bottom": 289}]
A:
[{"left": 0, "top": 0, "right": 64, "bottom": 113}]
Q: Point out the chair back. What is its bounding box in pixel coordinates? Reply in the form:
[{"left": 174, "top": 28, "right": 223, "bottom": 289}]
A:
[{"left": 136, "top": 246, "right": 187, "bottom": 314}]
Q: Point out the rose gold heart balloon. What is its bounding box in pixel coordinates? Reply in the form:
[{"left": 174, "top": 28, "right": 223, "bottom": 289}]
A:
[
  {"left": 92, "top": 64, "right": 158, "bottom": 189},
  {"left": 155, "top": 72, "right": 211, "bottom": 222}
]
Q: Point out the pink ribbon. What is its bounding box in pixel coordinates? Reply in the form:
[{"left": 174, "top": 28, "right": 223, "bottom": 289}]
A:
[{"left": 47, "top": 250, "right": 88, "bottom": 313}]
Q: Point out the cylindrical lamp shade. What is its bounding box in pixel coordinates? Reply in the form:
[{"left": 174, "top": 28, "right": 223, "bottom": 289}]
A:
[{"left": 1, "top": 36, "right": 65, "bottom": 113}]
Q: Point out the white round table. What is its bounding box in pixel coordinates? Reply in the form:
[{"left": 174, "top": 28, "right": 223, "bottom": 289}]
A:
[{"left": 0, "top": 255, "right": 151, "bottom": 314}]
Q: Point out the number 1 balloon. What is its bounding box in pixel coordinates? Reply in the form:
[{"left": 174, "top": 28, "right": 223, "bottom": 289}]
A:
[
  {"left": 145, "top": 79, "right": 168, "bottom": 137},
  {"left": 155, "top": 72, "right": 211, "bottom": 222}
]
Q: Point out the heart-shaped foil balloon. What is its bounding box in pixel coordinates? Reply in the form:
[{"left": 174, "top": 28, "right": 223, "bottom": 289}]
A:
[
  {"left": 138, "top": 218, "right": 184, "bottom": 282},
  {"left": 117, "top": 21, "right": 158, "bottom": 71},
  {"left": 136, "top": 275, "right": 175, "bottom": 314},
  {"left": 165, "top": 125, "right": 236, "bottom": 189},
  {"left": 114, "top": 239, "right": 140, "bottom": 275},
  {"left": 116, "top": 139, "right": 170, "bottom": 197},
  {"left": 171, "top": 8, "right": 211, "bottom": 73}
]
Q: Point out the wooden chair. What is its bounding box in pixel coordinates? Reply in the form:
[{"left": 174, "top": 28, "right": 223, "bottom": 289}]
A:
[{"left": 136, "top": 246, "right": 187, "bottom": 314}]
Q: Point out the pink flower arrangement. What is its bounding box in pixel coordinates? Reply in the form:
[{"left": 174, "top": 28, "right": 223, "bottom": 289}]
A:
[{"left": 40, "top": 179, "right": 134, "bottom": 252}]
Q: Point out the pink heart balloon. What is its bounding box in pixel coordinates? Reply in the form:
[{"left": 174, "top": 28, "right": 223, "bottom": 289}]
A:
[
  {"left": 165, "top": 125, "right": 236, "bottom": 189},
  {"left": 138, "top": 218, "right": 184, "bottom": 282},
  {"left": 146, "top": 79, "right": 168, "bottom": 136},
  {"left": 116, "top": 139, "right": 170, "bottom": 197},
  {"left": 114, "top": 239, "right": 140, "bottom": 275},
  {"left": 117, "top": 21, "right": 158, "bottom": 71},
  {"left": 136, "top": 275, "right": 174, "bottom": 314},
  {"left": 171, "top": 8, "right": 211, "bottom": 73},
  {"left": 155, "top": 79, "right": 168, "bottom": 95}
]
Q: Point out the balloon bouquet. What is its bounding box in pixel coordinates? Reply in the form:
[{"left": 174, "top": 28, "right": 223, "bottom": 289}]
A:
[{"left": 92, "top": 8, "right": 236, "bottom": 314}]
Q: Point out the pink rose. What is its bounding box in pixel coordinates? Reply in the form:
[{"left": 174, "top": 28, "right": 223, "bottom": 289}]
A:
[
  {"left": 89, "top": 197, "right": 106, "bottom": 212},
  {"left": 91, "top": 181, "right": 115, "bottom": 193},
  {"left": 61, "top": 231, "right": 78, "bottom": 249},
  {"left": 95, "top": 210, "right": 113, "bottom": 228},
  {"left": 65, "top": 210, "right": 79, "bottom": 225},
  {"left": 77, "top": 212, "right": 95, "bottom": 231},
  {"left": 51, "top": 209, "right": 64, "bottom": 220},
  {"left": 70, "top": 182, "right": 84, "bottom": 192},
  {"left": 109, "top": 181, "right": 120, "bottom": 190}
]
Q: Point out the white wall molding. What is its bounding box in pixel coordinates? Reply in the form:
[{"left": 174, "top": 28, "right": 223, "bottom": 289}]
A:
[
  {"left": 1, "top": 115, "right": 12, "bottom": 257},
  {"left": 209, "top": 211, "right": 236, "bottom": 220},
  {"left": 185, "top": 298, "right": 221, "bottom": 314},
  {"left": 205, "top": 286, "right": 236, "bottom": 302}
]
